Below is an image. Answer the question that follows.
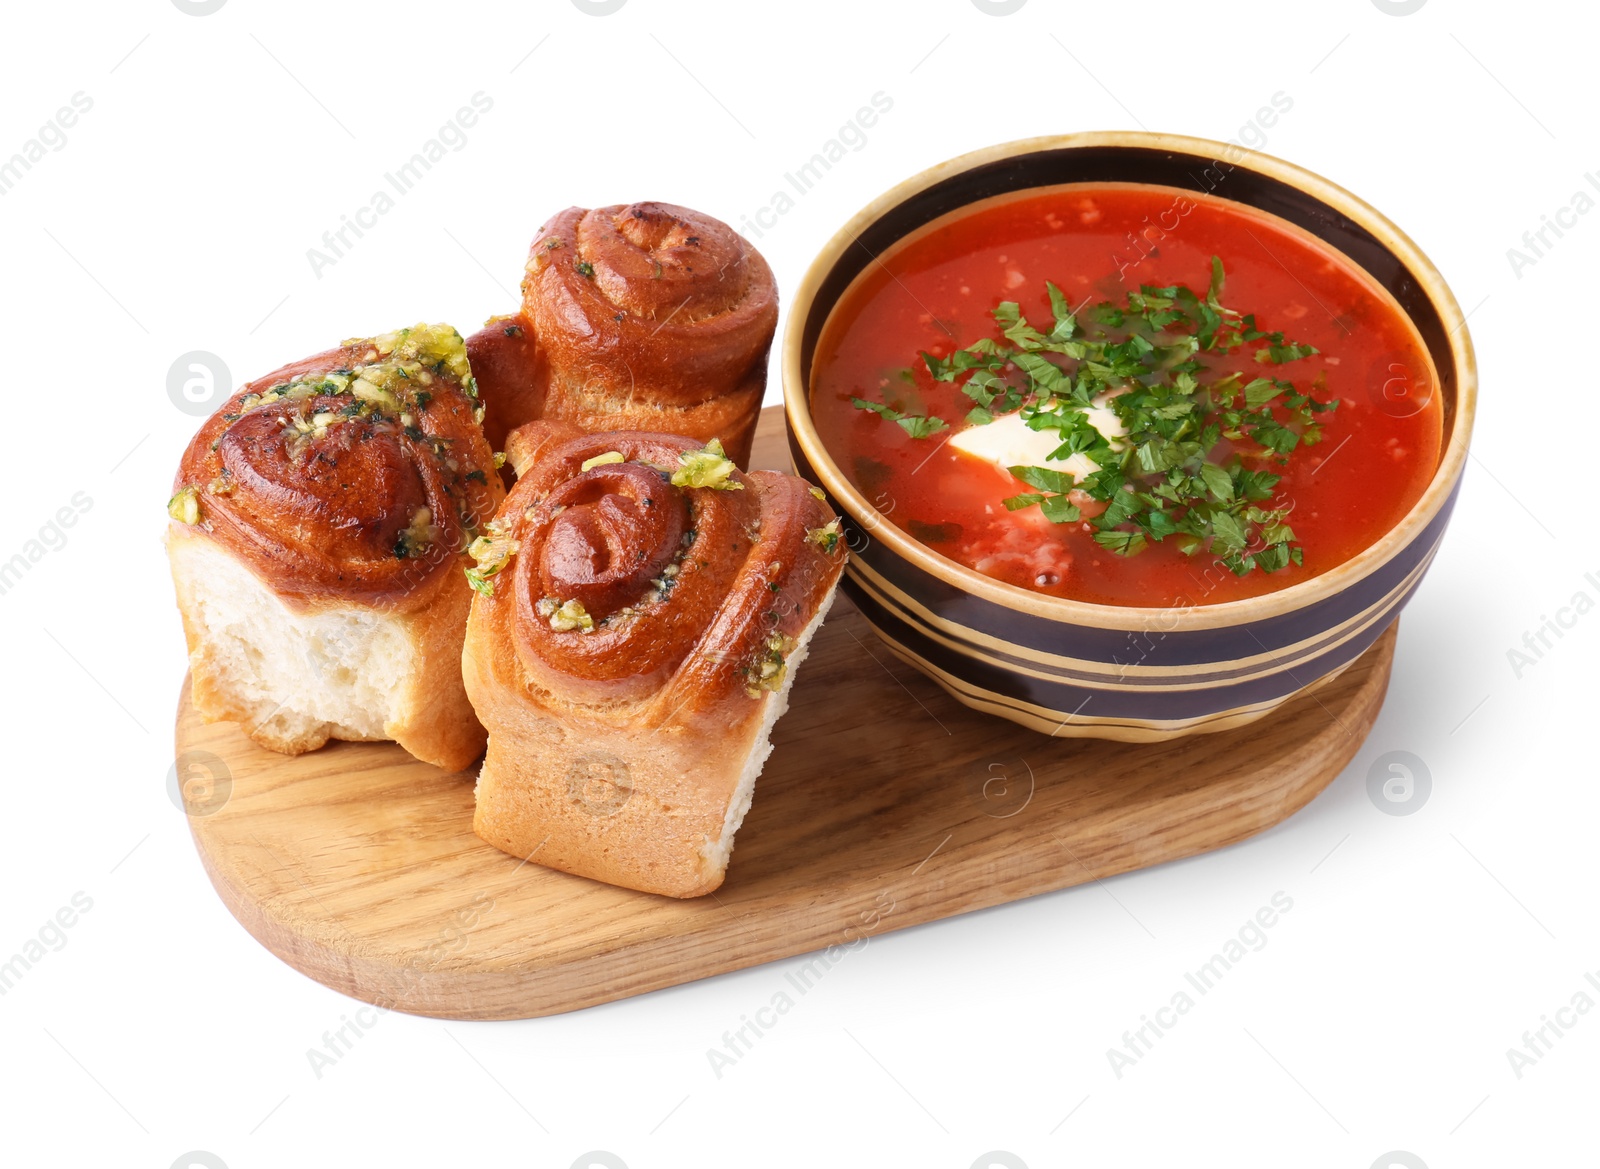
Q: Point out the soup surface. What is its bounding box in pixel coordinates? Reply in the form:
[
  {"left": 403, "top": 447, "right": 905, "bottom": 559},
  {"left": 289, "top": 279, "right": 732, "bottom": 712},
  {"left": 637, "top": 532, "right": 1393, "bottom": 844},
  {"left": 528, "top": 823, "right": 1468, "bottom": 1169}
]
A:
[{"left": 810, "top": 183, "right": 1444, "bottom": 608}]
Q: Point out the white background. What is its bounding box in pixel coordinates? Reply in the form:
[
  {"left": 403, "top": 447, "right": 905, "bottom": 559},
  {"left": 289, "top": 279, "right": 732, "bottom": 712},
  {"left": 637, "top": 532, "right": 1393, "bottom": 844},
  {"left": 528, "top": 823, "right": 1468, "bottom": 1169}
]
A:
[{"left": 0, "top": 1, "right": 1594, "bottom": 1166}]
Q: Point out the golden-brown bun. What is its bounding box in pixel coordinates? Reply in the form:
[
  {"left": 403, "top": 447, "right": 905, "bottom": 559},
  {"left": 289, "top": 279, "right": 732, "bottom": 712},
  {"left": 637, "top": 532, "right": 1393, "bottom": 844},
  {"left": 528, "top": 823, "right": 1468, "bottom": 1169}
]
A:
[
  {"left": 463, "top": 425, "right": 846, "bottom": 897},
  {"left": 466, "top": 202, "right": 778, "bottom": 468},
  {"left": 502, "top": 418, "right": 586, "bottom": 480},
  {"left": 166, "top": 325, "right": 505, "bottom": 770},
  {"left": 465, "top": 315, "right": 542, "bottom": 458}
]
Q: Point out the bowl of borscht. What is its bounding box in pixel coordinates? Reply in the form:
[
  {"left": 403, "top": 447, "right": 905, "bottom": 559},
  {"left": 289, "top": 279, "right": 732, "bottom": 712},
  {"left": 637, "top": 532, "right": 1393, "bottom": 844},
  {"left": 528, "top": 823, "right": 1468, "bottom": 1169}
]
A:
[{"left": 784, "top": 132, "right": 1476, "bottom": 741}]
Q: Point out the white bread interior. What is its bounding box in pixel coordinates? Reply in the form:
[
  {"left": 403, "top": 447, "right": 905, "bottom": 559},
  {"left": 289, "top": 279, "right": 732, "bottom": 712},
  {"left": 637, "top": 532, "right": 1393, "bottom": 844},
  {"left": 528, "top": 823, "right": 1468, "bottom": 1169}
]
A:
[
  {"left": 168, "top": 526, "right": 484, "bottom": 770},
  {"left": 697, "top": 587, "right": 836, "bottom": 878}
]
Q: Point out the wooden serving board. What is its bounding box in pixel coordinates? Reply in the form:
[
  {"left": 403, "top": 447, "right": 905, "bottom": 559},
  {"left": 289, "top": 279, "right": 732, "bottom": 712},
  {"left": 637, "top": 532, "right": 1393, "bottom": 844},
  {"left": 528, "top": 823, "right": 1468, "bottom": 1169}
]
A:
[{"left": 175, "top": 408, "right": 1395, "bottom": 1020}]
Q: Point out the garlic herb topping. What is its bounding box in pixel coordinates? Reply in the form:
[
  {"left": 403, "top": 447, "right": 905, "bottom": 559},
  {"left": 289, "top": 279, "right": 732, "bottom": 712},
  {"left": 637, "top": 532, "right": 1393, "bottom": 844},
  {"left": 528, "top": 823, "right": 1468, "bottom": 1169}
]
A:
[
  {"left": 539, "top": 597, "right": 595, "bottom": 633},
  {"left": 465, "top": 519, "right": 519, "bottom": 596},
  {"left": 168, "top": 487, "right": 201, "bottom": 525},
  {"left": 746, "top": 632, "right": 798, "bottom": 698},
  {"left": 671, "top": 439, "right": 742, "bottom": 491},
  {"left": 806, "top": 519, "right": 843, "bottom": 554}
]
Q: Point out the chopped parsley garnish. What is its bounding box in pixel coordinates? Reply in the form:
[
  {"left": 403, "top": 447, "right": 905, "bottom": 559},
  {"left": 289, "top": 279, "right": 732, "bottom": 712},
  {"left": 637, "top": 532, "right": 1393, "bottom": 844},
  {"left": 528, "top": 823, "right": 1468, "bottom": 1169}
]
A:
[
  {"left": 859, "top": 258, "right": 1337, "bottom": 577},
  {"left": 575, "top": 260, "right": 596, "bottom": 279},
  {"left": 849, "top": 396, "right": 949, "bottom": 439}
]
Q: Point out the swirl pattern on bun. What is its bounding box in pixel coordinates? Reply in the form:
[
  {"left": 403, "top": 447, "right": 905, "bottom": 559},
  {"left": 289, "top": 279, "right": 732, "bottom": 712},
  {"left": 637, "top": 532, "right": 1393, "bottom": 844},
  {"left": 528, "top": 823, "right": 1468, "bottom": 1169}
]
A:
[
  {"left": 466, "top": 202, "right": 778, "bottom": 467},
  {"left": 173, "top": 326, "right": 502, "bottom": 603},
  {"left": 464, "top": 421, "right": 845, "bottom": 897}
]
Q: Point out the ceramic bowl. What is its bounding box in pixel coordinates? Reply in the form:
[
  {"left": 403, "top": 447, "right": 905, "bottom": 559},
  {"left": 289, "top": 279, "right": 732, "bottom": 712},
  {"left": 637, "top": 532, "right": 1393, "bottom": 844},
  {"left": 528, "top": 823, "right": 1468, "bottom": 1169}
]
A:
[{"left": 783, "top": 131, "right": 1476, "bottom": 742}]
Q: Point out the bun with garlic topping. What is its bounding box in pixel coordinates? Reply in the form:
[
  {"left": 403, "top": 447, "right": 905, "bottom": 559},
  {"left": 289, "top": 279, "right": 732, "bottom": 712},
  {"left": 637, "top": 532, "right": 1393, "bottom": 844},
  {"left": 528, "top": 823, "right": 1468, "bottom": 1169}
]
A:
[
  {"left": 466, "top": 201, "right": 778, "bottom": 468},
  {"left": 462, "top": 421, "right": 846, "bottom": 897},
  {"left": 166, "top": 324, "right": 505, "bottom": 769}
]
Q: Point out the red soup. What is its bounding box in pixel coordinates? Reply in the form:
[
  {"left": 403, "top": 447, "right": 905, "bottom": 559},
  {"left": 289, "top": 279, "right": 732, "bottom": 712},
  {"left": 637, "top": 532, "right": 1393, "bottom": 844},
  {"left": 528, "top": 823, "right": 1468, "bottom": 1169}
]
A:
[{"left": 811, "top": 183, "right": 1444, "bottom": 608}]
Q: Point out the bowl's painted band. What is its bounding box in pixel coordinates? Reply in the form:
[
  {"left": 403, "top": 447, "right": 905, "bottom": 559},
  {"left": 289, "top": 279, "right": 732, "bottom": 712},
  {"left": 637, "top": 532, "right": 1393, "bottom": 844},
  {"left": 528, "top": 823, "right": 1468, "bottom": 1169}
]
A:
[
  {"left": 860, "top": 615, "right": 1363, "bottom": 740},
  {"left": 845, "top": 538, "right": 1436, "bottom": 692},
  {"left": 846, "top": 570, "right": 1413, "bottom": 734}
]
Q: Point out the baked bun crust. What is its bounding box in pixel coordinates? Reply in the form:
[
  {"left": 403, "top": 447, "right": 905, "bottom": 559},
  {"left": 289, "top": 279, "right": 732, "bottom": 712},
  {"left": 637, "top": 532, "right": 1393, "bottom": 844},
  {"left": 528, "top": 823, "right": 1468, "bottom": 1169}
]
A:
[
  {"left": 463, "top": 425, "right": 845, "bottom": 897},
  {"left": 166, "top": 325, "right": 504, "bottom": 769},
  {"left": 467, "top": 202, "right": 778, "bottom": 467}
]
